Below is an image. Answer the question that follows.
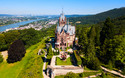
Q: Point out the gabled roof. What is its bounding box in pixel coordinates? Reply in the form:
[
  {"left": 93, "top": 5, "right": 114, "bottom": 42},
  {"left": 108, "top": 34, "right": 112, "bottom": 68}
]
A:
[{"left": 57, "top": 24, "right": 75, "bottom": 35}]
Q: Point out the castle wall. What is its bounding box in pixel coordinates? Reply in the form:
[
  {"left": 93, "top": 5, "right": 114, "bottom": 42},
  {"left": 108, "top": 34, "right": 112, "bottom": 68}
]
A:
[{"left": 55, "top": 30, "right": 75, "bottom": 49}]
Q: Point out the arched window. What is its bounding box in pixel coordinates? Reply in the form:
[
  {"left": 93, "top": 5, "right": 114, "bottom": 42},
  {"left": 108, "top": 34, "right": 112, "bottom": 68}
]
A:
[{"left": 61, "top": 38, "right": 63, "bottom": 43}]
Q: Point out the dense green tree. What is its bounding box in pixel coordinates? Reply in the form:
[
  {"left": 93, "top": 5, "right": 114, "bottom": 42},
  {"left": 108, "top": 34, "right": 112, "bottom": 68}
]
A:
[
  {"left": 7, "top": 40, "right": 26, "bottom": 63},
  {"left": 76, "top": 26, "right": 81, "bottom": 37},
  {"left": 78, "top": 28, "right": 88, "bottom": 53},
  {"left": 0, "top": 41, "right": 8, "bottom": 51},
  {"left": 47, "top": 45, "right": 53, "bottom": 59},
  {"left": 86, "top": 39, "right": 95, "bottom": 63},
  {"left": 4, "top": 30, "right": 20, "bottom": 46},
  {"left": 95, "top": 26, "right": 100, "bottom": 46},
  {"left": 89, "top": 26, "right": 96, "bottom": 42},
  {"left": 92, "top": 57, "right": 100, "bottom": 70},
  {"left": 100, "top": 35, "right": 125, "bottom": 62},
  {"left": 108, "top": 60, "right": 113, "bottom": 70},
  {"left": 19, "top": 28, "right": 40, "bottom": 48},
  {"left": 100, "top": 17, "right": 115, "bottom": 45},
  {"left": 114, "top": 36, "right": 125, "bottom": 62},
  {"left": 0, "top": 34, "right": 7, "bottom": 51},
  {"left": 0, "top": 34, "right": 5, "bottom": 43}
]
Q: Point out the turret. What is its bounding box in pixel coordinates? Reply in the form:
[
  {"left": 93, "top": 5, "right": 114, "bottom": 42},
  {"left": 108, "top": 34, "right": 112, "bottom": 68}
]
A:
[{"left": 59, "top": 8, "right": 67, "bottom": 26}]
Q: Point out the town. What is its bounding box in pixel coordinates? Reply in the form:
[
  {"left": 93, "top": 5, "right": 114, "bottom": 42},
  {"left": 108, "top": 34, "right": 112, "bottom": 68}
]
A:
[{"left": 5, "top": 19, "right": 58, "bottom": 32}]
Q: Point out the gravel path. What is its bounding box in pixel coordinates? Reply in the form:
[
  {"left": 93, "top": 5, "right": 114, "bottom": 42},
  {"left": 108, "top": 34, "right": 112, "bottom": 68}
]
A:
[
  {"left": 42, "top": 49, "right": 49, "bottom": 78},
  {"left": 0, "top": 51, "right": 8, "bottom": 61},
  {"left": 101, "top": 66, "right": 125, "bottom": 78}
]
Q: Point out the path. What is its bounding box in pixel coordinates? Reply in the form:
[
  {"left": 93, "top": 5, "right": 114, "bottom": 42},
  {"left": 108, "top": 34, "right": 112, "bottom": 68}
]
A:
[
  {"left": 42, "top": 49, "right": 49, "bottom": 78},
  {"left": 101, "top": 66, "right": 125, "bottom": 78},
  {"left": 84, "top": 73, "right": 101, "bottom": 78},
  {"left": 0, "top": 51, "right": 8, "bottom": 61},
  {"left": 54, "top": 69, "right": 83, "bottom": 76}
]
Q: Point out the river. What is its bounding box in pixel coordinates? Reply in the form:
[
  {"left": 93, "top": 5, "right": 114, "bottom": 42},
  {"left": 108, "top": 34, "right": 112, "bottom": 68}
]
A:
[{"left": 0, "top": 19, "right": 42, "bottom": 32}]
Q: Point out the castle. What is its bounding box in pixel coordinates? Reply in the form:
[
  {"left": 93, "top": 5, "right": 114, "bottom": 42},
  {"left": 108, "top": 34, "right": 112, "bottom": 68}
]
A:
[{"left": 55, "top": 10, "right": 77, "bottom": 49}]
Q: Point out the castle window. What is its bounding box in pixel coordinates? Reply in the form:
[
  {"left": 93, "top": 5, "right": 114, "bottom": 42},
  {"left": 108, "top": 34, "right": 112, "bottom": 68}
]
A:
[{"left": 61, "top": 38, "right": 63, "bottom": 43}]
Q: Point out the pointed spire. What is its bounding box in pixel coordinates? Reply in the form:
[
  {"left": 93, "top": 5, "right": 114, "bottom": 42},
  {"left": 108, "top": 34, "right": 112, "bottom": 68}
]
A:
[
  {"left": 62, "top": 5, "right": 63, "bottom": 11},
  {"left": 62, "top": 5, "right": 64, "bottom": 15},
  {"left": 67, "top": 19, "right": 69, "bottom": 25}
]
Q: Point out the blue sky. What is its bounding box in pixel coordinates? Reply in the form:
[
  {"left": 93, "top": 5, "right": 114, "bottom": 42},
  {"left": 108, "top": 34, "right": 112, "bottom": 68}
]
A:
[{"left": 0, "top": 0, "right": 125, "bottom": 15}]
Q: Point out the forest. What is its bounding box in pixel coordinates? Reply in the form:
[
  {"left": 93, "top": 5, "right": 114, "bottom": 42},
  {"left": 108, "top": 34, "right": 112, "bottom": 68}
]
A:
[
  {"left": 76, "top": 15, "right": 125, "bottom": 72},
  {"left": 69, "top": 7, "right": 125, "bottom": 25},
  {"left": 0, "top": 24, "right": 56, "bottom": 51}
]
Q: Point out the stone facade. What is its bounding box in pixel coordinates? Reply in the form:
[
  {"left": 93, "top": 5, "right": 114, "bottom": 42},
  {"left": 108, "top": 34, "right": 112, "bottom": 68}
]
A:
[{"left": 55, "top": 10, "right": 76, "bottom": 49}]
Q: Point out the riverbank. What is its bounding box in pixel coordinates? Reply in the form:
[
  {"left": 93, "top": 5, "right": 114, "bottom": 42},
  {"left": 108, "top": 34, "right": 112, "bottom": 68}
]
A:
[
  {"left": 0, "top": 19, "right": 43, "bottom": 32},
  {"left": 0, "top": 21, "right": 19, "bottom": 27}
]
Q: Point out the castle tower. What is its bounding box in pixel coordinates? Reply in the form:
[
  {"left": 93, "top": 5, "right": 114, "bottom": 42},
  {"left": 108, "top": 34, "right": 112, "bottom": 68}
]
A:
[{"left": 59, "top": 9, "right": 67, "bottom": 26}]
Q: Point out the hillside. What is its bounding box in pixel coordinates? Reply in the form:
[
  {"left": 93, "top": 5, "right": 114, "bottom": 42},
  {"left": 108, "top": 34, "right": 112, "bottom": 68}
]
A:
[
  {"left": 96, "top": 15, "right": 125, "bottom": 35},
  {"left": 0, "top": 39, "right": 46, "bottom": 78},
  {"left": 69, "top": 7, "right": 125, "bottom": 24}
]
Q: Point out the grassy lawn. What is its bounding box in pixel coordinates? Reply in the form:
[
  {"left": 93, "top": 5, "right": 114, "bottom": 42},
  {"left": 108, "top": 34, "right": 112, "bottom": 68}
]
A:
[
  {"left": 56, "top": 57, "right": 72, "bottom": 65},
  {"left": 0, "top": 37, "right": 47, "bottom": 78}
]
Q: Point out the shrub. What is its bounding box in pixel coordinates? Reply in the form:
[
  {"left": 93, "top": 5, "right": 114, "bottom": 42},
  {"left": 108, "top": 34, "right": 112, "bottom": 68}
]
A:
[
  {"left": 92, "top": 57, "right": 100, "bottom": 70},
  {"left": 0, "top": 41, "right": 8, "bottom": 51},
  {"left": 108, "top": 60, "right": 113, "bottom": 70},
  {"left": 70, "top": 45, "right": 73, "bottom": 48},
  {"left": 7, "top": 40, "right": 26, "bottom": 63},
  {"left": 64, "top": 71, "right": 77, "bottom": 78},
  {"left": 79, "top": 73, "right": 84, "bottom": 77},
  {"left": 122, "top": 65, "right": 125, "bottom": 75},
  {"left": 101, "top": 71, "right": 106, "bottom": 78},
  {"left": 74, "top": 50, "right": 82, "bottom": 65},
  {"left": 68, "top": 52, "right": 70, "bottom": 55},
  {"left": 0, "top": 53, "right": 3, "bottom": 63}
]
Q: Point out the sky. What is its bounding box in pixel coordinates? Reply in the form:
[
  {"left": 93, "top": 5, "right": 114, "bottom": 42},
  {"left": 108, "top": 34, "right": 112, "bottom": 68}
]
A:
[{"left": 0, "top": 0, "right": 125, "bottom": 15}]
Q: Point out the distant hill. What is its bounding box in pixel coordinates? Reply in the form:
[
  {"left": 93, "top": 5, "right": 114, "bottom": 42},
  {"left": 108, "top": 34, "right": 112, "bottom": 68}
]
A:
[
  {"left": 0, "top": 14, "right": 13, "bottom": 16},
  {"left": 65, "top": 15, "right": 91, "bottom": 18},
  {"left": 47, "top": 15, "right": 90, "bottom": 19},
  {"left": 69, "top": 7, "right": 125, "bottom": 24}
]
